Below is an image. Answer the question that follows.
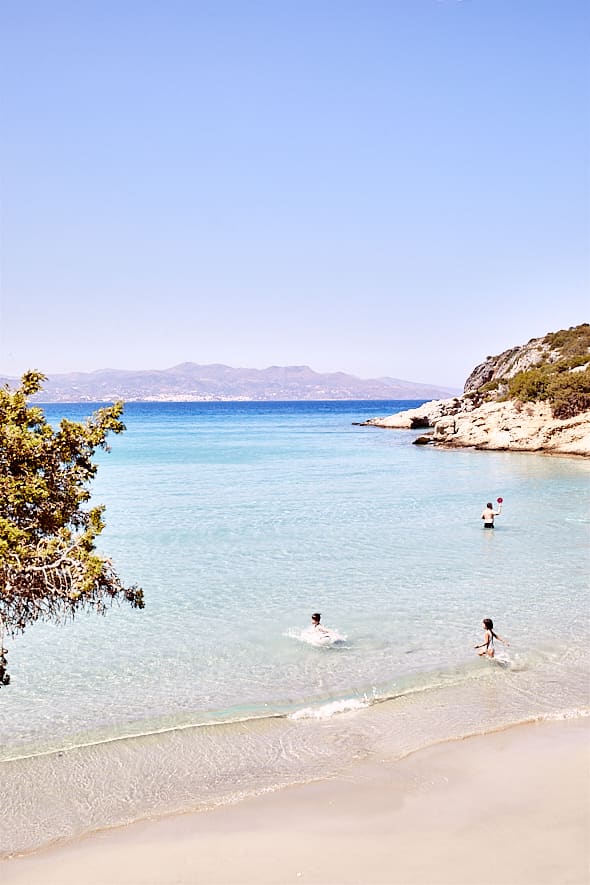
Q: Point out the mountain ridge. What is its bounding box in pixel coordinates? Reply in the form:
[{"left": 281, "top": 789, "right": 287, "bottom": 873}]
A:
[{"left": 0, "top": 363, "right": 460, "bottom": 403}]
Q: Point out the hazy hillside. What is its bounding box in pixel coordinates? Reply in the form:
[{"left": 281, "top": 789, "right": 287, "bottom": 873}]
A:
[{"left": 0, "top": 363, "right": 460, "bottom": 403}]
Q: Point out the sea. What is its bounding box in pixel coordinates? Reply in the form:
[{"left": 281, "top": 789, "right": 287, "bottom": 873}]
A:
[{"left": 2, "top": 400, "right": 589, "bottom": 856}]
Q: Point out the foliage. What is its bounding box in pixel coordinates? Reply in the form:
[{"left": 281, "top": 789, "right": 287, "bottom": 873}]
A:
[
  {"left": 494, "top": 324, "right": 590, "bottom": 418},
  {"left": 507, "top": 363, "right": 590, "bottom": 418},
  {"left": 507, "top": 368, "right": 550, "bottom": 403},
  {"left": 0, "top": 372, "right": 144, "bottom": 685},
  {"left": 544, "top": 323, "right": 590, "bottom": 359},
  {"left": 546, "top": 367, "right": 590, "bottom": 419},
  {"left": 478, "top": 379, "right": 500, "bottom": 394}
]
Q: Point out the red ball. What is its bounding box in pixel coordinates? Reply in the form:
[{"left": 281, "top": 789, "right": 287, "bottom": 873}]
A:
[{"left": 497, "top": 497, "right": 503, "bottom": 503}]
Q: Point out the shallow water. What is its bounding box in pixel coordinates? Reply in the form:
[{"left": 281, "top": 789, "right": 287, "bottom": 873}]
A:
[{"left": 1, "top": 401, "right": 589, "bottom": 855}]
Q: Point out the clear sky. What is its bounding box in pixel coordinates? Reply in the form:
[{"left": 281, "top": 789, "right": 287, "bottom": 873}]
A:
[{"left": 1, "top": 0, "right": 588, "bottom": 388}]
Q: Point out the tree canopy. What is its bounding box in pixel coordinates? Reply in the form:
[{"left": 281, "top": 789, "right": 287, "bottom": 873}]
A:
[{"left": 0, "top": 371, "right": 144, "bottom": 685}]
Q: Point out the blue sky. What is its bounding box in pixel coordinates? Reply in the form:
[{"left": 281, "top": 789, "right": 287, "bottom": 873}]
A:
[{"left": 1, "top": 0, "right": 588, "bottom": 388}]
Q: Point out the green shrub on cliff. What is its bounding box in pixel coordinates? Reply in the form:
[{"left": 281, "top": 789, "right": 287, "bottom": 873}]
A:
[
  {"left": 545, "top": 323, "right": 590, "bottom": 358},
  {"left": 507, "top": 362, "right": 590, "bottom": 418},
  {"left": 479, "top": 379, "right": 501, "bottom": 394},
  {"left": 507, "top": 368, "right": 550, "bottom": 403},
  {"left": 496, "top": 324, "right": 590, "bottom": 418},
  {"left": 546, "top": 367, "right": 590, "bottom": 419}
]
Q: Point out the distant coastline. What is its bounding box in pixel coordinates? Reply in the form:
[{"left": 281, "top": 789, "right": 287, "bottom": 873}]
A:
[
  {"left": 35, "top": 396, "right": 432, "bottom": 404},
  {"left": 0, "top": 363, "right": 459, "bottom": 404}
]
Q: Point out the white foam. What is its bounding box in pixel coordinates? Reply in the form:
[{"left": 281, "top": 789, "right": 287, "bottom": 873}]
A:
[
  {"left": 538, "top": 708, "right": 590, "bottom": 722},
  {"left": 288, "top": 697, "right": 368, "bottom": 720},
  {"left": 285, "top": 626, "right": 347, "bottom": 647}
]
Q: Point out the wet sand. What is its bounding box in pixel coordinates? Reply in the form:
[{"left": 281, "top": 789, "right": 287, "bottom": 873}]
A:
[{"left": 2, "top": 717, "right": 588, "bottom": 885}]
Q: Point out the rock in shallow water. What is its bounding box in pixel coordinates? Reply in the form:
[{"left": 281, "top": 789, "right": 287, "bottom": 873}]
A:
[{"left": 413, "top": 434, "right": 434, "bottom": 445}]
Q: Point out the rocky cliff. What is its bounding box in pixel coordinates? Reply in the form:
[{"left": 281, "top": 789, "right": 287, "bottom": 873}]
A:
[
  {"left": 364, "top": 325, "right": 590, "bottom": 457},
  {"left": 463, "top": 338, "right": 554, "bottom": 394}
]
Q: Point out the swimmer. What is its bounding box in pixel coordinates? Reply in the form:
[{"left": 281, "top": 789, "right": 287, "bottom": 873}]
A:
[
  {"left": 474, "top": 618, "right": 509, "bottom": 658},
  {"left": 311, "top": 612, "right": 331, "bottom": 636},
  {"left": 481, "top": 501, "right": 502, "bottom": 528}
]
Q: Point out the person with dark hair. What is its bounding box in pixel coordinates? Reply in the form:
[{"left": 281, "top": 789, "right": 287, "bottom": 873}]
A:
[
  {"left": 481, "top": 500, "right": 502, "bottom": 528},
  {"left": 475, "top": 618, "right": 509, "bottom": 658},
  {"left": 311, "top": 612, "right": 330, "bottom": 636}
]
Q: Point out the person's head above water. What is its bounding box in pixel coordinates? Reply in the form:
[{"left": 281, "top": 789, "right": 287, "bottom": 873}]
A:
[
  {"left": 482, "top": 618, "right": 494, "bottom": 630},
  {"left": 311, "top": 613, "right": 321, "bottom": 624},
  {"left": 486, "top": 503, "right": 493, "bottom": 509}
]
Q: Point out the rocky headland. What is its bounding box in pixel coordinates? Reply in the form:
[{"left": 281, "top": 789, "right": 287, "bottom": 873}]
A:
[{"left": 363, "top": 325, "right": 590, "bottom": 457}]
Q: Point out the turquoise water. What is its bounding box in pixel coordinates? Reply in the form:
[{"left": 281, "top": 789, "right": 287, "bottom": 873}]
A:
[{"left": 2, "top": 401, "right": 589, "bottom": 855}]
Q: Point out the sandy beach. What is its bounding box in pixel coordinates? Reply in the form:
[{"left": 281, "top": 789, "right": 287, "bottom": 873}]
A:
[{"left": 2, "top": 717, "right": 588, "bottom": 885}]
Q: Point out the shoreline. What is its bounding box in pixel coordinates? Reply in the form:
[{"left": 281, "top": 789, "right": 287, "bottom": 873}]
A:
[
  {"left": 426, "top": 438, "right": 590, "bottom": 460},
  {"left": 2, "top": 716, "right": 588, "bottom": 884},
  {"left": 3, "top": 666, "right": 588, "bottom": 860},
  {"left": 366, "top": 423, "right": 590, "bottom": 460},
  {"left": 364, "top": 398, "right": 590, "bottom": 458},
  {"left": 3, "top": 648, "right": 589, "bottom": 863}
]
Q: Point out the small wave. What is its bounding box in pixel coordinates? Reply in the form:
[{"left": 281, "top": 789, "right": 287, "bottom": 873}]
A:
[
  {"left": 0, "top": 710, "right": 287, "bottom": 764},
  {"left": 284, "top": 627, "right": 348, "bottom": 647},
  {"left": 6, "top": 660, "right": 582, "bottom": 766},
  {"left": 288, "top": 697, "right": 369, "bottom": 720},
  {"left": 536, "top": 708, "right": 590, "bottom": 722},
  {"left": 500, "top": 652, "right": 527, "bottom": 671}
]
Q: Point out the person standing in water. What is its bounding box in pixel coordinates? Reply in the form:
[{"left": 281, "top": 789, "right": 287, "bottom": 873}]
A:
[
  {"left": 481, "top": 500, "right": 502, "bottom": 528},
  {"left": 475, "top": 618, "right": 509, "bottom": 658}
]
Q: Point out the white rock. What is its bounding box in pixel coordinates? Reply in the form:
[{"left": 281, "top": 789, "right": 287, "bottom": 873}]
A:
[{"left": 369, "top": 399, "right": 590, "bottom": 457}]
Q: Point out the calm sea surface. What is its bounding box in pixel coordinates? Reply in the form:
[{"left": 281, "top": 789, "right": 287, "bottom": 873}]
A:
[{"left": 2, "top": 400, "right": 589, "bottom": 855}]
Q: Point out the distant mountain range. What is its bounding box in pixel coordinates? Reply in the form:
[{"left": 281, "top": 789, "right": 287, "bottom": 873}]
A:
[{"left": 1, "top": 364, "right": 460, "bottom": 402}]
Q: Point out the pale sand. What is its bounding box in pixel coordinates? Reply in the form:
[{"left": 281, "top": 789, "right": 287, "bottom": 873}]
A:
[{"left": 2, "top": 718, "right": 589, "bottom": 885}]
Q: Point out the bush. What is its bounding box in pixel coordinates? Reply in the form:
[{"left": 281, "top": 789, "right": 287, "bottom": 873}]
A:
[
  {"left": 507, "top": 368, "right": 550, "bottom": 402},
  {"left": 507, "top": 364, "right": 590, "bottom": 418},
  {"left": 547, "top": 367, "right": 590, "bottom": 419},
  {"left": 475, "top": 324, "right": 590, "bottom": 418},
  {"left": 544, "top": 324, "right": 590, "bottom": 359},
  {"left": 479, "top": 379, "right": 500, "bottom": 394}
]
